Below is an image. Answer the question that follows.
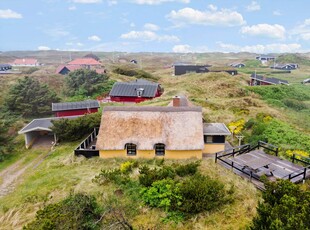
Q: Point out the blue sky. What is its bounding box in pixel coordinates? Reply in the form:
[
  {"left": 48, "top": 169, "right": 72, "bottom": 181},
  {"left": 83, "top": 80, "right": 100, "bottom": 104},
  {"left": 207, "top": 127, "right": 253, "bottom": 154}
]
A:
[{"left": 1, "top": 0, "right": 310, "bottom": 53}]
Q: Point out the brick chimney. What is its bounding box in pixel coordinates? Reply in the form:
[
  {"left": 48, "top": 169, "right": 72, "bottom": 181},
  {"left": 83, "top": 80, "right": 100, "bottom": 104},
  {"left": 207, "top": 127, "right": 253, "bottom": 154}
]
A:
[{"left": 173, "top": 96, "right": 180, "bottom": 107}]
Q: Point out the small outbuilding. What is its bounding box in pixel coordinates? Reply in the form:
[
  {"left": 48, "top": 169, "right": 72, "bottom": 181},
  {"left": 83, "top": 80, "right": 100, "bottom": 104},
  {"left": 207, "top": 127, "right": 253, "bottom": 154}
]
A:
[
  {"left": 18, "top": 116, "right": 80, "bottom": 149},
  {"left": 0, "top": 64, "right": 12, "bottom": 71},
  {"left": 52, "top": 100, "right": 100, "bottom": 117},
  {"left": 203, "top": 123, "right": 231, "bottom": 154}
]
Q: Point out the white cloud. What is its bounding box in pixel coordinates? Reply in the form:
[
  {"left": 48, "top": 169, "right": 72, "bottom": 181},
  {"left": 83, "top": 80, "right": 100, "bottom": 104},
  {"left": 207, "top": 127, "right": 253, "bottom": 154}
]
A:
[
  {"left": 72, "top": 0, "right": 102, "bottom": 3},
  {"left": 172, "top": 44, "right": 208, "bottom": 53},
  {"left": 208, "top": 4, "right": 217, "bottom": 11},
  {"left": 0, "top": 9, "right": 22, "bottom": 19},
  {"left": 131, "top": 0, "right": 190, "bottom": 5},
  {"left": 144, "top": 23, "right": 160, "bottom": 31},
  {"left": 107, "top": 0, "right": 117, "bottom": 5},
  {"left": 217, "top": 42, "right": 301, "bottom": 53},
  {"left": 121, "top": 30, "right": 179, "bottom": 42},
  {"left": 68, "top": 6, "right": 77, "bottom": 10},
  {"left": 172, "top": 44, "right": 191, "bottom": 53},
  {"left": 38, "top": 46, "right": 51, "bottom": 51},
  {"left": 167, "top": 7, "right": 245, "bottom": 27},
  {"left": 246, "top": 1, "right": 260, "bottom": 12},
  {"left": 241, "top": 24, "right": 286, "bottom": 39},
  {"left": 65, "top": 42, "right": 84, "bottom": 46},
  {"left": 273, "top": 10, "right": 282, "bottom": 16},
  {"left": 291, "top": 19, "right": 310, "bottom": 41},
  {"left": 88, "top": 35, "right": 101, "bottom": 41}
]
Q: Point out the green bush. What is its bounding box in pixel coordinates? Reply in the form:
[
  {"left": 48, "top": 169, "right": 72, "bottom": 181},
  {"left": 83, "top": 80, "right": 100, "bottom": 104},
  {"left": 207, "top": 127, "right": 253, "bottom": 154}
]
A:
[
  {"left": 23, "top": 193, "right": 102, "bottom": 230},
  {"left": 112, "top": 66, "right": 159, "bottom": 81},
  {"left": 93, "top": 168, "right": 128, "bottom": 185},
  {"left": 51, "top": 112, "right": 101, "bottom": 141},
  {"left": 174, "top": 161, "right": 200, "bottom": 177},
  {"left": 65, "top": 69, "right": 114, "bottom": 97},
  {"left": 250, "top": 180, "right": 310, "bottom": 230},
  {"left": 178, "top": 174, "right": 233, "bottom": 214},
  {"left": 138, "top": 165, "right": 176, "bottom": 187},
  {"left": 283, "top": 99, "right": 307, "bottom": 111},
  {"left": 141, "top": 178, "right": 182, "bottom": 212}
]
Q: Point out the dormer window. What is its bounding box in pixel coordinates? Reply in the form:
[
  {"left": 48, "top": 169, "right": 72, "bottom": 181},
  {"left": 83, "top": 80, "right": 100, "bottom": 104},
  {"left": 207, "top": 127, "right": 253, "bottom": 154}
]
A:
[
  {"left": 154, "top": 143, "right": 165, "bottom": 156},
  {"left": 125, "top": 143, "right": 137, "bottom": 156},
  {"left": 136, "top": 88, "right": 144, "bottom": 97}
]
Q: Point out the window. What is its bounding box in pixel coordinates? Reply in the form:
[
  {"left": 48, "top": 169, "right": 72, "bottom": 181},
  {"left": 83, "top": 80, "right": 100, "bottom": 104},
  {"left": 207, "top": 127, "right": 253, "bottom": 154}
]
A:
[
  {"left": 125, "top": 143, "right": 136, "bottom": 156},
  {"left": 204, "top": 135, "right": 225, "bottom": 144},
  {"left": 155, "top": 143, "right": 165, "bottom": 156}
]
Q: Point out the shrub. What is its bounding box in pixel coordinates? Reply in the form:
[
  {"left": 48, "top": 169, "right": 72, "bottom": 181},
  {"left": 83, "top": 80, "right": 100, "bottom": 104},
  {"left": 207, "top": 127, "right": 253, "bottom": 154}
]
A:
[
  {"left": 141, "top": 178, "right": 182, "bottom": 212},
  {"left": 23, "top": 193, "right": 102, "bottom": 230},
  {"left": 138, "top": 165, "right": 176, "bottom": 187},
  {"left": 178, "top": 174, "right": 233, "bottom": 214},
  {"left": 250, "top": 180, "right": 310, "bottom": 230},
  {"left": 283, "top": 99, "right": 307, "bottom": 111},
  {"left": 120, "top": 161, "right": 138, "bottom": 174},
  {"left": 51, "top": 112, "right": 101, "bottom": 141},
  {"left": 93, "top": 168, "right": 127, "bottom": 185},
  {"left": 175, "top": 161, "right": 200, "bottom": 177},
  {"left": 112, "top": 66, "right": 159, "bottom": 81}
]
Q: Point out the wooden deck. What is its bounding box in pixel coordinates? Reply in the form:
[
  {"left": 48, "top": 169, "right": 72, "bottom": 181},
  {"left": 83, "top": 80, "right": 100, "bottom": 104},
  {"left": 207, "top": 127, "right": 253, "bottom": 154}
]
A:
[{"left": 217, "top": 147, "right": 310, "bottom": 189}]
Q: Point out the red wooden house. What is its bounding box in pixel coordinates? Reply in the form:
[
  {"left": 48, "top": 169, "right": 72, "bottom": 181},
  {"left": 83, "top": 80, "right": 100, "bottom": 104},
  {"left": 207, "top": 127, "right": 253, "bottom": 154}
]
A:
[
  {"left": 52, "top": 100, "right": 100, "bottom": 117},
  {"left": 109, "top": 79, "right": 163, "bottom": 103}
]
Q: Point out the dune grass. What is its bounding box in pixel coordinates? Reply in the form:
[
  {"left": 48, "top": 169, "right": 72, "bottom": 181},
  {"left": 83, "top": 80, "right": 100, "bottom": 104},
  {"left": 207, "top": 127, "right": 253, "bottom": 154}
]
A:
[{"left": 0, "top": 142, "right": 260, "bottom": 230}]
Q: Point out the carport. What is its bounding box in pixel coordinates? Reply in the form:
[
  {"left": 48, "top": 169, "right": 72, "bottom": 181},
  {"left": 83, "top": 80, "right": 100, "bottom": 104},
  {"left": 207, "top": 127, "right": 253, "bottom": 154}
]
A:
[{"left": 18, "top": 118, "right": 57, "bottom": 149}]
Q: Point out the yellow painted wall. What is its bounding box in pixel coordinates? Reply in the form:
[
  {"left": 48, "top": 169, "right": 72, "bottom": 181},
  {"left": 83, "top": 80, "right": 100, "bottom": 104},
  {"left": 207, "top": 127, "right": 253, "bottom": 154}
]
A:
[
  {"left": 203, "top": 144, "right": 225, "bottom": 154},
  {"left": 99, "top": 149, "right": 202, "bottom": 159}
]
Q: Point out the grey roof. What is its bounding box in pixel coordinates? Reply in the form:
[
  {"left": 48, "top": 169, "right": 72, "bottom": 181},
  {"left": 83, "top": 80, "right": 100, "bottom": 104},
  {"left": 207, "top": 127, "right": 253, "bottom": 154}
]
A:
[
  {"left": 18, "top": 116, "right": 81, "bottom": 134},
  {"left": 109, "top": 79, "right": 159, "bottom": 97},
  {"left": 250, "top": 74, "right": 289, "bottom": 85},
  {"left": 256, "top": 54, "right": 275, "bottom": 58},
  {"left": 0, "top": 64, "right": 12, "bottom": 68},
  {"left": 52, "top": 100, "right": 99, "bottom": 112},
  {"left": 203, "top": 123, "right": 231, "bottom": 135},
  {"left": 104, "top": 106, "right": 202, "bottom": 113}
]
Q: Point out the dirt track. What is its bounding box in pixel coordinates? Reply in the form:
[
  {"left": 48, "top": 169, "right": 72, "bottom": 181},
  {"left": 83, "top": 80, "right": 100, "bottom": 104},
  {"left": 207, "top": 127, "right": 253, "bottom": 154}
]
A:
[{"left": 0, "top": 150, "right": 51, "bottom": 198}]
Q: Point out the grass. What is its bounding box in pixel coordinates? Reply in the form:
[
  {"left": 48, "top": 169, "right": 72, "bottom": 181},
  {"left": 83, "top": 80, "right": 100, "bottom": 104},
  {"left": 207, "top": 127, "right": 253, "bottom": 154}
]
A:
[{"left": 0, "top": 142, "right": 260, "bottom": 229}]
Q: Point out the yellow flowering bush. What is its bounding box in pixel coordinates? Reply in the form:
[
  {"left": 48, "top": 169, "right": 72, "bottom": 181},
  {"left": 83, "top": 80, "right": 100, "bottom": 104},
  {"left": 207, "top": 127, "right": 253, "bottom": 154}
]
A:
[
  {"left": 228, "top": 118, "right": 245, "bottom": 134},
  {"left": 120, "top": 161, "right": 135, "bottom": 174},
  {"left": 285, "top": 150, "right": 309, "bottom": 159}
]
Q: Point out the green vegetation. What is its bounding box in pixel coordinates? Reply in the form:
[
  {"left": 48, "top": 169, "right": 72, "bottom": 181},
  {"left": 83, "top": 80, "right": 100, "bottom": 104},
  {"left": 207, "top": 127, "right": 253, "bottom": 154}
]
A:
[
  {"left": 244, "top": 114, "right": 310, "bottom": 155},
  {"left": 22, "top": 67, "right": 39, "bottom": 75},
  {"left": 277, "top": 53, "right": 310, "bottom": 66},
  {"left": 95, "top": 161, "right": 233, "bottom": 222},
  {"left": 64, "top": 69, "right": 114, "bottom": 98},
  {"left": 243, "top": 60, "right": 262, "bottom": 68},
  {"left": 51, "top": 112, "right": 101, "bottom": 141},
  {"left": 4, "top": 76, "right": 59, "bottom": 117},
  {"left": 250, "top": 180, "right": 310, "bottom": 230},
  {"left": 24, "top": 193, "right": 102, "bottom": 230},
  {"left": 113, "top": 65, "right": 159, "bottom": 81}
]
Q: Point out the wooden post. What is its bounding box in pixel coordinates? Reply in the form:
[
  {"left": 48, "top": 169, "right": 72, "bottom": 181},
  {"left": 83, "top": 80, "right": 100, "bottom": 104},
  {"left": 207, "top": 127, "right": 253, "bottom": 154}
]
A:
[
  {"left": 250, "top": 171, "right": 252, "bottom": 181},
  {"left": 215, "top": 153, "right": 217, "bottom": 163},
  {"left": 232, "top": 149, "right": 235, "bottom": 157},
  {"left": 292, "top": 154, "right": 295, "bottom": 163},
  {"left": 276, "top": 148, "right": 279, "bottom": 156},
  {"left": 231, "top": 161, "right": 234, "bottom": 171},
  {"left": 303, "top": 168, "right": 306, "bottom": 184}
]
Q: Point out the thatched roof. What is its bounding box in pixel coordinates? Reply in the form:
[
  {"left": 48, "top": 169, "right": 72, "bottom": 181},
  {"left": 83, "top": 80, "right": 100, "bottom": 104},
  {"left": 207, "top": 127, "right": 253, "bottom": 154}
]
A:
[{"left": 96, "top": 106, "right": 204, "bottom": 151}]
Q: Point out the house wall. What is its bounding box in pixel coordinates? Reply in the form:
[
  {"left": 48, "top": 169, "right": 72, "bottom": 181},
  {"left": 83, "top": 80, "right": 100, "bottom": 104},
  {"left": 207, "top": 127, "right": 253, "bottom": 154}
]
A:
[
  {"left": 110, "top": 96, "right": 153, "bottom": 103},
  {"left": 250, "top": 79, "right": 272, "bottom": 86},
  {"left": 174, "top": 65, "right": 209, "bottom": 76},
  {"left": 203, "top": 144, "right": 225, "bottom": 154},
  {"left": 99, "top": 149, "right": 202, "bottom": 159},
  {"left": 55, "top": 108, "right": 98, "bottom": 117}
]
